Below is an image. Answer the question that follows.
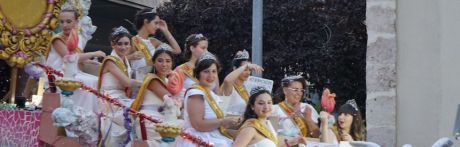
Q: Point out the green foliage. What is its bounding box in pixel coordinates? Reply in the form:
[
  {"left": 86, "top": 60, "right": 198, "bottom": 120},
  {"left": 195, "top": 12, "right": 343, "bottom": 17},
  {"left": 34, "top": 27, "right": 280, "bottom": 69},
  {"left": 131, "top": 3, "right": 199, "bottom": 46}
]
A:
[{"left": 158, "top": 0, "right": 367, "bottom": 117}]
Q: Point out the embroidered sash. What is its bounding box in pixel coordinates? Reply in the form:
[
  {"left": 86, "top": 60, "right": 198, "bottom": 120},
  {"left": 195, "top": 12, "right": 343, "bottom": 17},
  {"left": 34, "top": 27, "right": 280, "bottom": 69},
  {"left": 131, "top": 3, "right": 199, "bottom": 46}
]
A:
[
  {"left": 130, "top": 74, "right": 166, "bottom": 111},
  {"left": 189, "top": 84, "right": 233, "bottom": 139},
  {"left": 177, "top": 64, "right": 197, "bottom": 82},
  {"left": 233, "top": 83, "right": 249, "bottom": 103},
  {"left": 279, "top": 101, "right": 309, "bottom": 137},
  {"left": 238, "top": 119, "right": 278, "bottom": 146},
  {"left": 97, "top": 55, "right": 129, "bottom": 92},
  {"left": 132, "top": 36, "right": 152, "bottom": 63}
]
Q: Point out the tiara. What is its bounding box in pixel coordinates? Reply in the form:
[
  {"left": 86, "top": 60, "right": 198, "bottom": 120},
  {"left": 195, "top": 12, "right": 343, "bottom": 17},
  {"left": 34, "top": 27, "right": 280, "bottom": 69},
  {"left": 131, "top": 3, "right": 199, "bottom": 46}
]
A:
[
  {"left": 250, "top": 86, "right": 267, "bottom": 96},
  {"left": 282, "top": 75, "right": 304, "bottom": 83},
  {"left": 156, "top": 43, "right": 172, "bottom": 51},
  {"left": 234, "top": 49, "right": 250, "bottom": 60},
  {"left": 111, "top": 26, "right": 129, "bottom": 36},
  {"left": 346, "top": 99, "right": 359, "bottom": 112},
  {"left": 197, "top": 51, "right": 216, "bottom": 64},
  {"left": 195, "top": 34, "right": 204, "bottom": 39},
  {"left": 142, "top": 9, "right": 156, "bottom": 15}
]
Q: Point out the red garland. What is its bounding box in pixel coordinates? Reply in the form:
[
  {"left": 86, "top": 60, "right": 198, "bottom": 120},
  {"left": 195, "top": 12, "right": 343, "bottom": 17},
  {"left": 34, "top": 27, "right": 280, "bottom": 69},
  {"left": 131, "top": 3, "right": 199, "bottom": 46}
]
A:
[
  {"left": 34, "top": 63, "right": 64, "bottom": 77},
  {"left": 35, "top": 63, "right": 214, "bottom": 146},
  {"left": 180, "top": 131, "right": 214, "bottom": 147}
]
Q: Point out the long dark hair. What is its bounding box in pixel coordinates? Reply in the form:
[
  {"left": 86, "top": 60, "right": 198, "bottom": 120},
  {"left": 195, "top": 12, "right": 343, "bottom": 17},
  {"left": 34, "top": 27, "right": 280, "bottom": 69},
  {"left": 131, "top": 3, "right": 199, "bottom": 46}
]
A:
[
  {"left": 242, "top": 89, "right": 272, "bottom": 123},
  {"left": 150, "top": 49, "right": 174, "bottom": 74},
  {"left": 337, "top": 103, "right": 365, "bottom": 141},
  {"left": 274, "top": 76, "right": 307, "bottom": 103},
  {"left": 184, "top": 34, "right": 208, "bottom": 60},
  {"left": 134, "top": 8, "right": 158, "bottom": 30}
]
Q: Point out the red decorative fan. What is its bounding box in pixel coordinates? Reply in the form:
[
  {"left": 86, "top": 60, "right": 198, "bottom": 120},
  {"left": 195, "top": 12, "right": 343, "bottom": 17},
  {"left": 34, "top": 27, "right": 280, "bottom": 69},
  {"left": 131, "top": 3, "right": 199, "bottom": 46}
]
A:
[
  {"left": 66, "top": 29, "right": 79, "bottom": 53},
  {"left": 166, "top": 71, "right": 184, "bottom": 95},
  {"left": 321, "top": 88, "right": 336, "bottom": 113}
]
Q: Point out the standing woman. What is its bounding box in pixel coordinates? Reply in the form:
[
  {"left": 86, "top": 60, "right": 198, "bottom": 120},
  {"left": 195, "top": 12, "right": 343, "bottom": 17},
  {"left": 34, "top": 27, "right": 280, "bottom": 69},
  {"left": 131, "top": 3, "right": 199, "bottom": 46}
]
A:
[
  {"left": 220, "top": 49, "right": 263, "bottom": 115},
  {"left": 175, "top": 52, "right": 239, "bottom": 147},
  {"left": 130, "top": 48, "right": 182, "bottom": 146},
  {"left": 272, "top": 76, "right": 321, "bottom": 140},
  {"left": 320, "top": 99, "right": 365, "bottom": 143},
  {"left": 46, "top": 8, "right": 105, "bottom": 112},
  {"left": 98, "top": 26, "right": 142, "bottom": 146},
  {"left": 232, "top": 87, "right": 277, "bottom": 147},
  {"left": 129, "top": 8, "right": 181, "bottom": 81},
  {"left": 175, "top": 33, "right": 209, "bottom": 97}
]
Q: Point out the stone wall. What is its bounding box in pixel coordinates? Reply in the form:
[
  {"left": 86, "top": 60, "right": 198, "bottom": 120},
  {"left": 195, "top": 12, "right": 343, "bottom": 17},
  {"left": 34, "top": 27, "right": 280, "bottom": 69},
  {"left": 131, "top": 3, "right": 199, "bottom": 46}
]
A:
[{"left": 365, "top": 0, "right": 397, "bottom": 146}]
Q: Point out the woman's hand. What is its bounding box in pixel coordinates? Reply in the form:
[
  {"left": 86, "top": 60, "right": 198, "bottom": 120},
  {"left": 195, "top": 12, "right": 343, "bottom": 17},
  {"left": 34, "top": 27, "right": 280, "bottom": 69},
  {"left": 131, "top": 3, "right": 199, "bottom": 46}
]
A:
[
  {"left": 157, "top": 19, "right": 169, "bottom": 32},
  {"left": 92, "top": 51, "right": 106, "bottom": 58},
  {"left": 128, "top": 51, "right": 144, "bottom": 60},
  {"left": 319, "top": 111, "right": 329, "bottom": 123},
  {"left": 221, "top": 116, "right": 240, "bottom": 128},
  {"left": 247, "top": 64, "right": 264, "bottom": 75},
  {"left": 303, "top": 106, "right": 313, "bottom": 120},
  {"left": 341, "top": 131, "right": 354, "bottom": 141}
]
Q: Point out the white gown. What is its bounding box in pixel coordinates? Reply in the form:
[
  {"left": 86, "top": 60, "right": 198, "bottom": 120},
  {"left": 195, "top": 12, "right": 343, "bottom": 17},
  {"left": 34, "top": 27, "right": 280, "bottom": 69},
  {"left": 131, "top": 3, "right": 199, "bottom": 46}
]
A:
[
  {"left": 272, "top": 102, "right": 319, "bottom": 137},
  {"left": 132, "top": 89, "right": 163, "bottom": 147},
  {"left": 175, "top": 89, "right": 233, "bottom": 147},
  {"left": 99, "top": 55, "right": 134, "bottom": 147},
  {"left": 45, "top": 34, "right": 99, "bottom": 113},
  {"left": 224, "top": 86, "right": 247, "bottom": 115}
]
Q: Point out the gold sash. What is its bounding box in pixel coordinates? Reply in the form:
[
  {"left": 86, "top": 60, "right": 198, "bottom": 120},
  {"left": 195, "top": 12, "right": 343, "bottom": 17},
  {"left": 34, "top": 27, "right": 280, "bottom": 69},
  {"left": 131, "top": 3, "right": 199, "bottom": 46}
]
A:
[
  {"left": 238, "top": 119, "right": 278, "bottom": 146},
  {"left": 97, "top": 55, "right": 128, "bottom": 92},
  {"left": 130, "top": 74, "right": 166, "bottom": 111},
  {"left": 177, "top": 64, "right": 197, "bottom": 82},
  {"left": 189, "top": 84, "right": 233, "bottom": 139},
  {"left": 279, "top": 101, "right": 309, "bottom": 137},
  {"left": 132, "top": 36, "right": 152, "bottom": 63},
  {"left": 233, "top": 83, "right": 249, "bottom": 102}
]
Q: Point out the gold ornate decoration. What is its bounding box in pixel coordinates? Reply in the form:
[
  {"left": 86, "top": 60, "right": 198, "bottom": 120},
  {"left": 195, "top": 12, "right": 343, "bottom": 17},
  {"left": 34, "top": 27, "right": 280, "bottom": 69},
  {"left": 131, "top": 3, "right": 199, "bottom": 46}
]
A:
[{"left": 0, "top": 0, "right": 64, "bottom": 67}]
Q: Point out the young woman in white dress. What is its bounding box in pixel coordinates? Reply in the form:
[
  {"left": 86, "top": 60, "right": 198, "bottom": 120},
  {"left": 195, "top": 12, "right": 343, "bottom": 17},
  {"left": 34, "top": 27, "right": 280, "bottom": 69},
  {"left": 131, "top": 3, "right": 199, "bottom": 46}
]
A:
[
  {"left": 97, "top": 26, "right": 142, "bottom": 146},
  {"left": 175, "top": 52, "right": 240, "bottom": 147},
  {"left": 175, "top": 34, "right": 209, "bottom": 98},
  {"left": 128, "top": 8, "right": 181, "bottom": 81},
  {"left": 232, "top": 87, "right": 278, "bottom": 147},
  {"left": 130, "top": 49, "right": 182, "bottom": 146},
  {"left": 46, "top": 8, "right": 105, "bottom": 113},
  {"left": 220, "top": 49, "right": 263, "bottom": 115}
]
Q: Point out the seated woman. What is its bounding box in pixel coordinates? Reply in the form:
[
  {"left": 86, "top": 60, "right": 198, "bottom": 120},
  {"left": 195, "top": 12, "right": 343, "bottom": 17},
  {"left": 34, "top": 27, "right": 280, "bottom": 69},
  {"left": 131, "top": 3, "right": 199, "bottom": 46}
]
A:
[
  {"left": 46, "top": 8, "right": 105, "bottom": 113},
  {"left": 176, "top": 51, "right": 239, "bottom": 147},
  {"left": 320, "top": 99, "right": 365, "bottom": 143},
  {"left": 130, "top": 49, "right": 183, "bottom": 146},
  {"left": 220, "top": 49, "right": 263, "bottom": 115},
  {"left": 98, "top": 26, "right": 142, "bottom": 146},
  {"left": 232, "top": 87, "right": 277, "bottom": 147},
  {"left": 272, "top": 76, "right": 321, "bottom": 140}
]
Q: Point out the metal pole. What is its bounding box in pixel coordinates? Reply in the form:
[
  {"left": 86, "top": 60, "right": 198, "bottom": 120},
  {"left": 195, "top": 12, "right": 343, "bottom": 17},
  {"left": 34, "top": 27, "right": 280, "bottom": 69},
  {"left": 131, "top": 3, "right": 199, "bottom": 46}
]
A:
[{"left": 252, "top": 0, "right": 263, "bottom": 77}]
